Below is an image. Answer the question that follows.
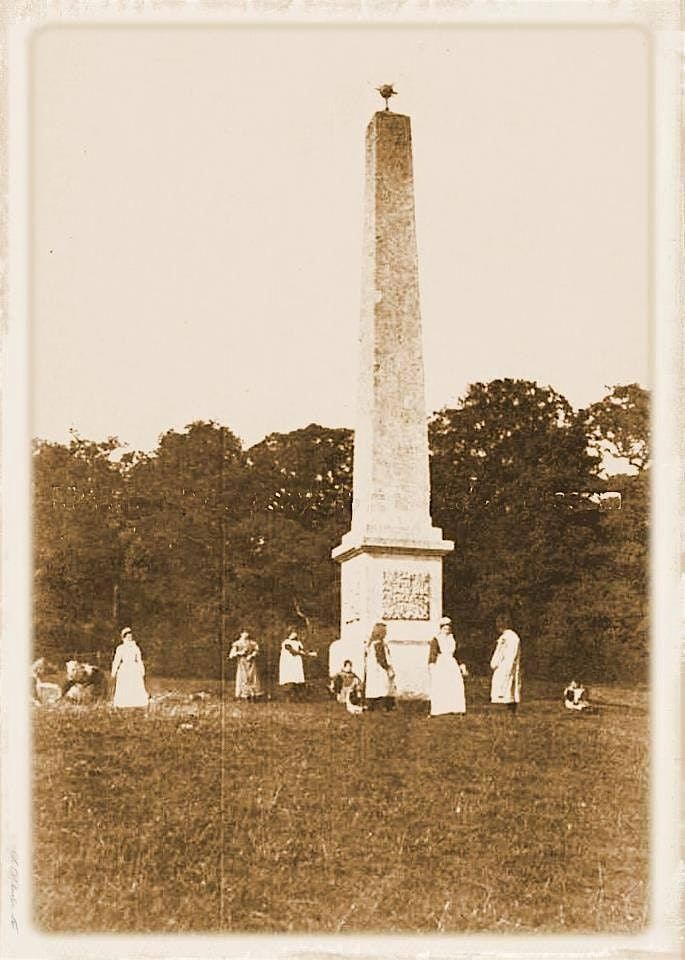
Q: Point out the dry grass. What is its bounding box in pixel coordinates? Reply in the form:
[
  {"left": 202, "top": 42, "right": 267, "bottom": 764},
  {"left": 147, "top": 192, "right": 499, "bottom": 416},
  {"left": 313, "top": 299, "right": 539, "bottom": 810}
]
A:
[{"left": 33, "top": 677, "right": 648, "bottom": 934}]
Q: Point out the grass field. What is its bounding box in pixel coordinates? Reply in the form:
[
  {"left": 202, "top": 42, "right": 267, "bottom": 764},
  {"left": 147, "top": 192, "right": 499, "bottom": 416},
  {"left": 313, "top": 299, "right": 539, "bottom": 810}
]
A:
[{"left": 33, "top": 676, "right": 648, "bottom": 934}]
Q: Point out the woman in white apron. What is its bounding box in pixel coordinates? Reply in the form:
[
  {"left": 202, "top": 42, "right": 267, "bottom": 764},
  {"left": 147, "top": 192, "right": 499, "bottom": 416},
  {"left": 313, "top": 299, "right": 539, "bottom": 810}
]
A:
[
  {"left": 364, "top": 622, "right": 396, "bottom": 712},
  {"left": 428, "top": 616, "right": 466, "bottom": 716},
  {"left": 111, "top": 627, "right": 149, "bottom": 708},
  {"left": 279, "top": 630, "right": 315, "bottom": 700}
]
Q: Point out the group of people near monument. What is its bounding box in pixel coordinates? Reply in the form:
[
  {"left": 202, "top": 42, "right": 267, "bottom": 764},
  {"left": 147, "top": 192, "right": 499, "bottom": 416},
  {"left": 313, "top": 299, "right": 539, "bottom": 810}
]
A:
[
  {"left": 33, "top": 617, "right": 523, "bottom": 713},
  {"left": 33, "top": 618, "right": 596, "bottom": 718},
  {"left": 328, "top": 614, "right": 521, "bottom": 717},
  {"left": 228, "top": 614, "right": 522, "bottom": 717}
]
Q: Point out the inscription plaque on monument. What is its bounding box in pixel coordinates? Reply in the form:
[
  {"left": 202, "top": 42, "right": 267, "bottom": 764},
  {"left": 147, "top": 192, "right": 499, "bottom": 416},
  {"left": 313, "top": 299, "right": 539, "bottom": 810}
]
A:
[{"left": 382, "top": 570, "right": 431, "bottom": 621}]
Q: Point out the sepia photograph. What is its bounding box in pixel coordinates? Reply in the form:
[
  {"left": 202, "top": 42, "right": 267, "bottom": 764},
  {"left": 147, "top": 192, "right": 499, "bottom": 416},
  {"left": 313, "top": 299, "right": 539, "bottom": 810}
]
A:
[{"left": 1, "top": 4, "right": 682, "bottom": 958}]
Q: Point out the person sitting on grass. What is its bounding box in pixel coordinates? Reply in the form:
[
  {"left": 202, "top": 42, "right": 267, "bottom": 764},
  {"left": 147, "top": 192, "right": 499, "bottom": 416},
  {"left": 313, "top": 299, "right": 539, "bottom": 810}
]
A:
[
  {"left": 329, "top": 659, "right": 365, "bottom": 714},
  {"left": 31, "top": 658, "right": 61, "bottom": 705},
  {"left": 329, "top": 659, "right": 360, "bottom": 702},
  {"left": 564, "top": 680, "right": 596, "bottom": 712},
  {"left": 62, "top": 660, "right": 108, "bottom": 703}
]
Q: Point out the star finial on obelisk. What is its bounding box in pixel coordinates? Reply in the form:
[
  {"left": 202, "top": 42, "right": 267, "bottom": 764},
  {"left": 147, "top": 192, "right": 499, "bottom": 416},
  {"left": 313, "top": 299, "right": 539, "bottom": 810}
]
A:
[{"left": 376, "top": 83, "right": 397, "bottom": 111}]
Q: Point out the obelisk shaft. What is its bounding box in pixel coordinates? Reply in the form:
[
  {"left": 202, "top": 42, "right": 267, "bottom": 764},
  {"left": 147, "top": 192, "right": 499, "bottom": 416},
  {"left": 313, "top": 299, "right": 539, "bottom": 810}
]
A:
[
  {"left": 352, "top": 112, "right": 438, "bottom": 545},
  {"left": 331, "top": 108, "right": 453, "bottom": 699}
]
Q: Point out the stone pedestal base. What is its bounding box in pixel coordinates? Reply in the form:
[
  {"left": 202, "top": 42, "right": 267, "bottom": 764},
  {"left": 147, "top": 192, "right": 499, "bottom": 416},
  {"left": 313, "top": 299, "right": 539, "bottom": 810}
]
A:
[{"left": 331, "top": 535, "right": 454, "bottom": 699}]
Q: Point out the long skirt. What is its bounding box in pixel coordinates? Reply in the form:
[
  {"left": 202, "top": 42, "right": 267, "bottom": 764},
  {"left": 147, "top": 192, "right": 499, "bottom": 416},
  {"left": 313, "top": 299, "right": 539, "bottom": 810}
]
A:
[
  {"left": 365, "top": 657, "right": 393, "bottom": 700},
  {"left": 235, "top": 658, "right": 263, "bottom": 699},
  {"left": 430, "top": 655, "right": 466, "bottom": 716},
  {"left": 279, "top": 651, "right": 304, "bottom": 686},
  {"left": 113, "top": 663, "right": 149, "bottom": 708},
  {"left": 490, "top": 661, "right": 521, "bottom": 704}
]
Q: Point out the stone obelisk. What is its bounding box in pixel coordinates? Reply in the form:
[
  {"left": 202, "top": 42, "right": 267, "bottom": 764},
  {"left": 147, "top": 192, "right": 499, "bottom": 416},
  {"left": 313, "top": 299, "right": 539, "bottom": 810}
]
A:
[{"left": 332, "top": 100, "right": 454, "bottom": 698}]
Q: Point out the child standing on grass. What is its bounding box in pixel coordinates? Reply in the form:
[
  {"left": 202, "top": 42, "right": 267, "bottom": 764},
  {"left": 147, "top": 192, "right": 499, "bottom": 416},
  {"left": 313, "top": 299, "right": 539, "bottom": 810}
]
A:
[{"left": 489, "top": 614, "right": 521, "bottom": 713}]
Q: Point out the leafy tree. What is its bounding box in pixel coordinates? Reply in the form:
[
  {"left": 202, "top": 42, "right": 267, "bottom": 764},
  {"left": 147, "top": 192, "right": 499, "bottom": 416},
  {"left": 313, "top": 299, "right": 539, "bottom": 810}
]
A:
[
  {"left": 224, "top": 423, "right": 353, "bottom": 665},
  {"left": 222, "top": 512, "right": 341, "bottom": 684},
  {"left": 121, "top": 421, "right": 244, "bottom": 676},
  {"left": 430, "top": 379, "right": 602, "bottom": 676},
  {"left": 535, "top": 470, "right": 648, "bottom": 681},
  {"left": 31, "top": 383, "right": 649, "bottom": 684},
  {"left": 246, "top": 424, "right": 353, "bottom": 534},
  {"left": 33, "top": 432, "right": 125, "bottom": 663},
  {"left": 583, "top": 384, "right": 649, "bottom": 473}
]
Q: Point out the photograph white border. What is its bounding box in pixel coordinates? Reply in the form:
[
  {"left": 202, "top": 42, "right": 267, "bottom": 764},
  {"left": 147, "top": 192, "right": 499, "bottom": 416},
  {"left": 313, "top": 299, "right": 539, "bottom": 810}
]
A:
[{"left": 1, "top": 2, "right": 681, "bottom": 958}]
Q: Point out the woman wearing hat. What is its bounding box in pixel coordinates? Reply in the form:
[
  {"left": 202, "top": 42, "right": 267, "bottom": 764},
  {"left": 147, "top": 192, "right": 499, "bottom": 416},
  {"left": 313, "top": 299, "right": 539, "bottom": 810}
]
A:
[
  {"left": 111, "top": 627, "right": 149, "bottom": 708},
  {"left": 428, "top": 616, "right": 466, "bottom": 716}
]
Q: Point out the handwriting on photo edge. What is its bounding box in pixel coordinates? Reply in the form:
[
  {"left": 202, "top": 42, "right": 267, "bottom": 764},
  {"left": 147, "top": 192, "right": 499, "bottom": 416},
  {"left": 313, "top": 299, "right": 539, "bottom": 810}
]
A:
[{"left": 9, "top": 849, "right": 19, "bottom": 933}]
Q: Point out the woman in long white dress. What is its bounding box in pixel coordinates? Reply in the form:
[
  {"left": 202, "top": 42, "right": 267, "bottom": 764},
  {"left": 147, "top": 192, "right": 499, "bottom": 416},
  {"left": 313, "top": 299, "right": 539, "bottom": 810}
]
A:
[
  {"left": 364, "top": 622, "right": 396, "bottom": 712},
  {"left": 111, "top": 627, "right": 149, "bottom": 708},
  {"left": 428, "top": 616, "right": 466, "bottom": 716},
  {"left": 490, "top": 614, "right": 521, "bottom": 713}
]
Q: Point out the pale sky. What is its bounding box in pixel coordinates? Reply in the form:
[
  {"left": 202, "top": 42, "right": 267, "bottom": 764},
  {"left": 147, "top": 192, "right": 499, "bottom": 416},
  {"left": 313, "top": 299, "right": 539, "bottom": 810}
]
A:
[{"left": 31, "top": 24, "right": 650, "bottom": 452}]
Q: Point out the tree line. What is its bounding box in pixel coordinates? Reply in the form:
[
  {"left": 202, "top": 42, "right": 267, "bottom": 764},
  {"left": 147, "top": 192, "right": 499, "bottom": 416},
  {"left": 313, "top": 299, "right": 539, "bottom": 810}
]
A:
[{"left": 33, "top": 380, "right": 648, "bottom": 683}]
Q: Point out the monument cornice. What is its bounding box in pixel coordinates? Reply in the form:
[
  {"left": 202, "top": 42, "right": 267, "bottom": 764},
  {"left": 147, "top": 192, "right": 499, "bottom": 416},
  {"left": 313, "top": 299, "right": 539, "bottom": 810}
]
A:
[{"left": 331, "top": 536, "right": 455, "bottom": 564}]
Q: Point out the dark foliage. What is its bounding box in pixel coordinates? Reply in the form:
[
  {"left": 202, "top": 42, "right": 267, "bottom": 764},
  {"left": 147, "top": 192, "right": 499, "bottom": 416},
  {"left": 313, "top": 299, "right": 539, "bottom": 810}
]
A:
[
  {"left": 32, "top": 382, "right": 648, "bottom": 681},
  {"left": 429, "top": 380, "right": 648, "bottom": 681}
]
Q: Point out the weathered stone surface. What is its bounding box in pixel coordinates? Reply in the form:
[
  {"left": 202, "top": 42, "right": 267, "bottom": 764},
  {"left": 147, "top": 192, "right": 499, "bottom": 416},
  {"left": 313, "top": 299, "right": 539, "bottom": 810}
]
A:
[
  {"left": 332, "top": 110, "right": 454, "bottom": 699},
  {"left": 381, "top": 570, "right": 431, "bottom": 621}
]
